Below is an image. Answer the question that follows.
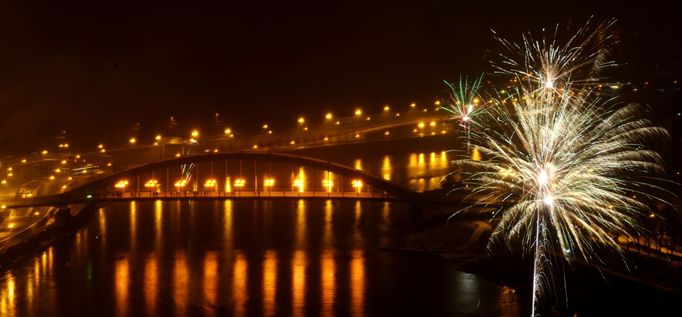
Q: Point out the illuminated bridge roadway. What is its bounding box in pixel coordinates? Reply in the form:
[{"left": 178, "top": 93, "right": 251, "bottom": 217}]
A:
[{"left": 3, "top": 152, "right": 438, "bottom": 209}]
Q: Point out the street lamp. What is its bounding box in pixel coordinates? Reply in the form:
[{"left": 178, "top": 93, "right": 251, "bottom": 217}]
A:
[
  {"left": 325, "top": 113, "right": 333, "bottom": 120},
  {"left": 355, "top": 108, "right": 363, "bottom": 116},
  {"left": 129, "top": 137, "right": 137, "bottom": 145},
  {"left": 352, "top": 179, "right": 363, "bottom": 193},
  {"left": 115, "top": 180, "right": 129, "bottom": 190},
  {"left": 174, "top": 179, "right": 187, "bottom": 190},
  {"left": 264, "top": 178, "right": 275, "bottom": 190}
]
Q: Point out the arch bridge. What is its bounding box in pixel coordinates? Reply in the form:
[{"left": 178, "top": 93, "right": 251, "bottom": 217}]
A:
[{"left": 5, "top": 152, "right": 425, "bottom": 208}]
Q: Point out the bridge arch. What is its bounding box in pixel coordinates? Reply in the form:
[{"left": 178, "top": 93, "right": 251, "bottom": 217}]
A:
[{"left": 60, "top": 152, "right": 422, "bottom": 202}]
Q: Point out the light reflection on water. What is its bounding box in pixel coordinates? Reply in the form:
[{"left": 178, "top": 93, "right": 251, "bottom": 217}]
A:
[{"left": 0, "top": 200, "right": 519, "bottom": 317}]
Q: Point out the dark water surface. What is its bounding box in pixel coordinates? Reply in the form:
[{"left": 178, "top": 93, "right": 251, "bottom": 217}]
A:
[{"left": 0, "top": 200, "right": 519, "bottom": 316}]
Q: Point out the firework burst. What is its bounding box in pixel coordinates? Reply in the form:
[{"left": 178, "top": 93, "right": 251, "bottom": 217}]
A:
[
  {"left": 442, "top": 75, "right": 485, "bottom": 129},
  {"left": 451, "top": 20, "right": 674, "bottom": 315}
]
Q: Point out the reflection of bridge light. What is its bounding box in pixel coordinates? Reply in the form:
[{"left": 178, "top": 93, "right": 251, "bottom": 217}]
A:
[
  {"left": 264, "top": 178, "right": 275, "bottom": 188},
  {"left": 234, "top": 178, "right": 246, "bottom": 188},
  {"left": 204, "top": 179, "right": 217, "bottom": 188},
  {"left": 145, "top": 179, "right": 160, "bottom": 189},
  {"left": 352, "top": 179, "right": 363, "bottom": 192}
]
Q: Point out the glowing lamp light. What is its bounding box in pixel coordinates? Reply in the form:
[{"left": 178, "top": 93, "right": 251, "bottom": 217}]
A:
[
  {"left": 384, "top": 131, "right": 390, "bottom": 136},
  {"left": 354, "top": 108, "right": 363, "bottom": 116},
  {"left": 144, "top": 179, "right": 159, "bottom": 188},
  {"left": 129, "top": 137, "right": 137, "bottom": 144},
  {"left": 224, "top": 128, "right": 232, "bottom": 134},
  {"left": 204, "top": 179, "right": 217, "bottom": 188},
  {"left": 174, "top": 179, "right": 187, "bottom": 188},
  {"left": 297, "top": 117, "right": 305, "bottom": 124},
  {"left": 322, "top": 179, "right": 334, "bottom": 192},
  {"left": 383, "top": 105, "right": 390, "bottom": 112},
  {"left": 429, "top": 121, "right": 436, "bottom": 127},
  {"left": 325, "top": 113, "right": 333, "bottom": 120},
  {"left": 41, "top": 150, "right": 48, "bottom": 155},
  {"left": 264, "top": 178, "right": 275, "bottom": 188},
  {"left": 234, "top": 178, "right": 246, "bottom": 188},
  {"left": 351, "top": 179, "right": 363, "bottom": 192},
  {"left": 21, "top": 159, "right": 27, "bottom": 163},
  {"left": 97, "top": 144, "right": 104, "bottom": 149},
  {"left": 191, "top": 130, "right": 200, "bottom": 138},
  {"left": 410, "top": 102, "right": 416, "bottom": 108},
  {"left": 293, "top": 179, "right": 304, "bottom": 192},
  {"left": 418, "top": 122, "right": 425, "bottom": 129}
]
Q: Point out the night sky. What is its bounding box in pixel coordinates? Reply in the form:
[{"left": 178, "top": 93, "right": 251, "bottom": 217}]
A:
[{"left": 1, "top": 1, "right": 680, "bottom": 154}]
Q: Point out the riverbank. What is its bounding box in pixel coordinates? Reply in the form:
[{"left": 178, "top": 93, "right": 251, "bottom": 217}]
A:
[
  {"left": 0, "top": 203, "right": 97, "bottom": 271},
  {"left": 385, "top": 219, "right": 682, "bottom": 316}
]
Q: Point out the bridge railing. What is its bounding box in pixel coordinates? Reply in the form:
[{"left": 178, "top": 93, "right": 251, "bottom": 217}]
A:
[{"left": 95, "top": 190, "right": 392, "bottom": 200}]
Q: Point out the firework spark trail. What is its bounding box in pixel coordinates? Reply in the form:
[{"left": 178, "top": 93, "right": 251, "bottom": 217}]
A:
[
  {"left": 450, "top": 20, "right": 674, "bottom": 316},
  {"left": 441, "top": 75, "right": 485, "bottom": 152}
]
